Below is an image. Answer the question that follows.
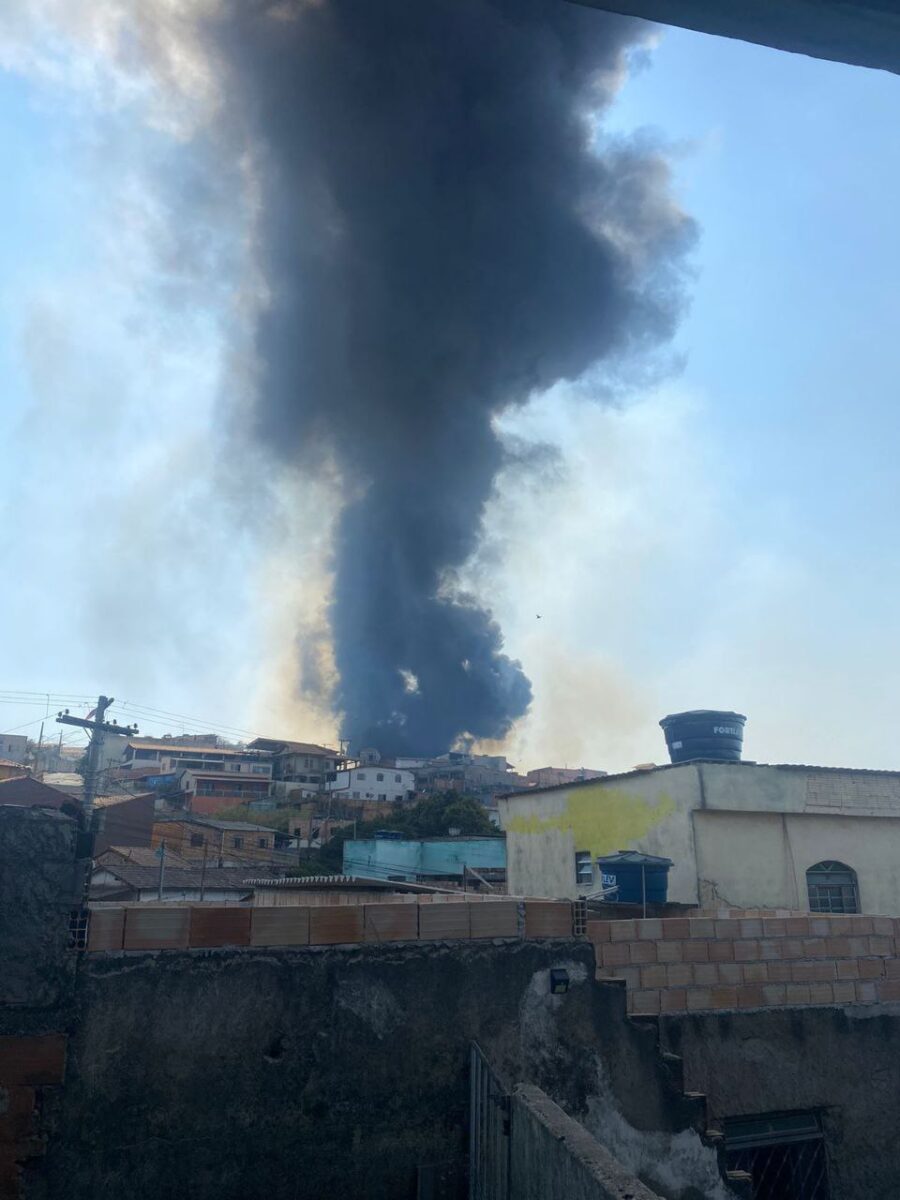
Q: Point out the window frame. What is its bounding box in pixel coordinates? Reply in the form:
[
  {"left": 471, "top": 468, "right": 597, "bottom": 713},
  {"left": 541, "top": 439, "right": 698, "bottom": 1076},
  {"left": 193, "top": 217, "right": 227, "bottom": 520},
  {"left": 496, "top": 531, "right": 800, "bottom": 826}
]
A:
[
  {"left": 806, "top": 860, "right": 860, "bottom": 914},
  {"left": 574, "top": 850, "right": 593, "bottom": 887}
]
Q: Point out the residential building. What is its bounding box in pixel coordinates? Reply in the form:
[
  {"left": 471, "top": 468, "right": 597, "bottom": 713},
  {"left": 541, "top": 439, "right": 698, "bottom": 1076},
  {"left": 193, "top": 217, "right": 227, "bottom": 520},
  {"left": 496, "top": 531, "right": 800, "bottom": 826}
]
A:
[
  {"left": 96, "top": 845, "right": 193, "bottom": 870},
  {"left": 0, "top": 734, "right": 27, "bottom": 763},
  {"left": 151, "top": 816, "right": 281, "bottom": 862},
  {"left": 92, "top": 792, "right": 157, "bottom": 854},
  {"left": 0, "top": 759, "right": 25, "bottom": 782},
  {"left": 247, "top": 737, "right": 345, "bottom": 796},
  {"left": 122, "top": 737, "right": 273, "bottom": 780},
  {"left": 499, "top": 745, "right": 900, "bottom": 913},
  {"left": 0, "top": 774, "right": 82, "bottom": 820},
  {"left": 342, "top": 834, "right": 506, "bottom": 883},
  {"left": 89, "top": 862, "right": 260, "bottom": 903},
  {"left": 178, "top": 768, "right": 272, "bottom": 815},
  {"left": 525, "top": 766, "right": 607, "bottom": 789},
  {"left": 327, "top": 764, "right": 414, "bottom": 804}
]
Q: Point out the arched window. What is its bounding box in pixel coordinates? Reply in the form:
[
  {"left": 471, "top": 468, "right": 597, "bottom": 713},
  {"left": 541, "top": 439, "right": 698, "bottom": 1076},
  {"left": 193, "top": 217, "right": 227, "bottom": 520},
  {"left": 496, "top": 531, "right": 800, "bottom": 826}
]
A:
[{"left": 806, "top": 861, "right": 859, "bottom": 914}]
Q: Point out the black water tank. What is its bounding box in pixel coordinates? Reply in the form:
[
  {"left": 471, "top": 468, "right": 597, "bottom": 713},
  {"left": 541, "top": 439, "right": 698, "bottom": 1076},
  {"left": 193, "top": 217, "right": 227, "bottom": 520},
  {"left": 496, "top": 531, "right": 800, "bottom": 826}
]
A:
[{"left": 659, "top": 710, "right": 746, "bottom": 764}]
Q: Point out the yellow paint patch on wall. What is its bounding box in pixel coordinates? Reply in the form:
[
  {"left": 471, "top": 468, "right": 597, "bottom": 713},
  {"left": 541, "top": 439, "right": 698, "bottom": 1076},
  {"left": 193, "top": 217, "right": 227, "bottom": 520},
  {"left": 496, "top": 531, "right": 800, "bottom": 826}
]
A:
[{"left": 505, "top": 784, "right": 676, "bottom": 858}]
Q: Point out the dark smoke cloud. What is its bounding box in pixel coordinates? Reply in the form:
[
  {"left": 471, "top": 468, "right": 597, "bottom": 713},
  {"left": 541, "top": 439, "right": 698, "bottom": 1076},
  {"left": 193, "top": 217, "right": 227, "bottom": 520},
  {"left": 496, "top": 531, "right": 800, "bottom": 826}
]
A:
[{"left": 208, "top": 0, "right": 694, "bottom": 755}]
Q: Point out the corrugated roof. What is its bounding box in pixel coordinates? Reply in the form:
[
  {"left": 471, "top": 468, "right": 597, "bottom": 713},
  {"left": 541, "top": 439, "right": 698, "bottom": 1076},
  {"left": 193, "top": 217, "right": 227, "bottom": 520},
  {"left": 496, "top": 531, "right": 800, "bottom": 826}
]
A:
[
  {"left": 97, "top": 846, "right": 193, "bottom": 869},
  {"left": 91, "top": 862, "right": 284, "bottom": 890},
  {"left": 247, "top": 737, "right": 340, "bottom": 757},
  {"left": 246, "top": 874, "right": 457, "bottom": 893},
  {"left": 154, "top": 816, "right": 276, "bottom": 832},
  {"left": 126, "top": 739, "right": 262, "bottom": 758}
]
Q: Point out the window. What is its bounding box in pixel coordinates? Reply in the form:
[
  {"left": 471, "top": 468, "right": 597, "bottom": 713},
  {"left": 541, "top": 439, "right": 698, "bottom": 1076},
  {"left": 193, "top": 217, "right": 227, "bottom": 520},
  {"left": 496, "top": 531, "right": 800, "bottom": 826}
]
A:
[
  {"left": 233, "top": 836, "right": 244, "bottom": 849},
  {"left": 377, "top": 773, "right": 384, "bottom": 781},
  {"left": 358, "top": 772, "right": 366, "bottom": 781},
  {"left": 378, "top": 793, "right": 387, "bottom": 801},
  {"left": 575, "top": 851, "right": 593, "bottom": 887},
  {"left": 190, "top": 834, "right": 204, "bottom": 847},
  {"left": 395, "top": 774, "right": 402, "bottom": 783},
  {"left": 353, "top": 791, "right": 360, "bottom": 799},
  {"left": 806, "top": 861, "right": 859, "bottom": 914},
  {"left": 724, "top": 1112, "right": 830, "bottom": 1199},
  {"left": 258, "top": 837, "right": 268, "bottom": 849}
]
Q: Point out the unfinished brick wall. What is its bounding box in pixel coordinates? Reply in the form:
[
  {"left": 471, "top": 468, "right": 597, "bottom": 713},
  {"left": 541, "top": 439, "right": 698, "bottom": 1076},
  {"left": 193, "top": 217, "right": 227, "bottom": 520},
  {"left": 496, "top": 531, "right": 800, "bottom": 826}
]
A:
[{"left": 587, "top": 913, "right": 900, "bottom": 1015}]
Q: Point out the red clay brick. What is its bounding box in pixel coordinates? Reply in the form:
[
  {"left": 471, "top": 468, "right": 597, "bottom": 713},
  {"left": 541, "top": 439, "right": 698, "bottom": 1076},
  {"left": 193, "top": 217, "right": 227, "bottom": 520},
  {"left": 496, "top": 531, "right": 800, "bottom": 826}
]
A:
[
  {"left": 609, "top": 919, "right": 638, "bottom": 942},
  {"left": 524, "top": 901, "right": 572, "bottom": 939},
  {"left": 629, "top": 941, "right": 657, "bottom": 964},
  {"left": 682, "top": 940, "right": 709, "bottom": 963},
  {"left": 364, "top": 903, "right": 419, "bottom": 943},
  {"left": 801, "top": 939, "right": 829, "bottom": 959},
  {"left": 470, "top": 902, "right": 518, "bottom": 940},
  {"left": 656, "top": 940, "right": 682, "bottom": 963},
  {"left": 636, "top": 919, "right": 663, "bottom": 940},
  {"left": 836, "top": 959, "right": 860, "bottom": 980},
  {"left": 767, "top": 962, "right": 792, "bottom": 983},
  {"left": 858, "top": 958, "right": 884, "bottom": 980},
  {"left": 693, "top": 963, "right": 717, "bottom": 986},
  {"left": 711, "top": 986, "right": 738, "bottom": 1009},
  {"left": 666, "top": 964, "right": 693, "bottom": 988},
  {"left": 87, "top": 908, "right": 125, "bottom": 952},
  {"left": 783, "top": 917, "right": 809, "bottom": 936},
  {"left": 718, "top": 963, "right": 743, "bottom": 985},
  {"left": 758, "top": 939, "right": 781, "bottom": 961},
  {"left": 708, "top": 940, "right": 734, "bottom": 963},
  {"left": 763, "top": 918, "right": 787, "bottom": 937},
  {"left": 856, "top": 981, "right": 878, "bottom": 1004},
  {"left": 309, "top": 905, "right": 365, "bottom": 945},
  {"left": 660, "top": 988, "right": 688, "bottom": 1013},
  {"left": 189, "top": 907, "right": 251, "bottom": 949},
  {"left": 786, "top": 984, "right": 811, "bottom": 1005},
  {"left": 602, "top": 943, "right": 630, "bottom": 967},
  {"left": 832, "top": 980, "right": 856, "bottom": 1004},
  {"left": 630, "top": 989, "right": 661, "bottom": 1015},
  {"left": 791, "top": 961, "right": 835, "bottom": 983},
  {"left": 808, "top": 982, "right": 834, "bottom": 1005},
  {"left": 250, "top": 907, "right": 310, "bottom": 947},
  {"left": 599, "top": 966, "right": 640, "bottom": 989},
  {"left": 686, "top": 988, "right": 713, "bottom": 1011},
  {"left": 778, "top": 938, "right": 804, "bottom": 960},
  {"left": 662, "top": 919, "right": 692, "bottom": 940},
  {"left": 734, "top": 940, "right": 760, "bottom": 962},
  {"left": 884, "top": 959, "right": 900, "bottom": 979},
  {"left": 825, "top": 937, "right": 852, "bottom": 958},
  {"left": 761, "top": 984, "right": 787, "bottom": 1006},
  {"left": 738, "top": 984, "right": 766, "bottom": 1009},
  {"left": 586, "top": 920, "right": 612, "bottom": 943},
  {"left": 742, "top": 962, "right": 767, "bottom": 984},
  {"left": 868, "top": 936, "right": 893, "bottom": 957},
  {"left": 689, "top": 918, "right": 716, "bottom": 939},
  {"left": 123, "top": 906, "right": 189, "bottom": 951},
  {"left": 878, "top": 980, "right": 900, "bottom": 1003},
  {"left": 0, "top": 1036, "right": 66, "bottom": 1087},
  {"left": 640, "top": 964, "right": 667, "bottom": 988}
]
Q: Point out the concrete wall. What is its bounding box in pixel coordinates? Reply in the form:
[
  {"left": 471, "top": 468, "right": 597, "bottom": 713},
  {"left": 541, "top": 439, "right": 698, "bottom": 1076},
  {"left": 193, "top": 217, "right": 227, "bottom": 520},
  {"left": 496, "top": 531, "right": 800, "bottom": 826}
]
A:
[
  {"left": 38, "top": 941, "right": 724, "bottom": 1200},
  {"left": 509, "top": 1084, "right": 662, "bottom": 1200},
  {"left": 500, "top": 763, "right": 900, "bottom": 911},
  {"left": 662, "top": 1006, "right": 900, "bottom": 1200}
]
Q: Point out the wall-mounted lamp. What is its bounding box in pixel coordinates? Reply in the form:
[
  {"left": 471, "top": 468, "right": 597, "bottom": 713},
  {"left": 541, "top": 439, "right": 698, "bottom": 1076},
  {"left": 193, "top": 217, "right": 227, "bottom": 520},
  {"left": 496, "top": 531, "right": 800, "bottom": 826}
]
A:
[{"left": 550, "top": 968, "right": 570, "bottom": 995}]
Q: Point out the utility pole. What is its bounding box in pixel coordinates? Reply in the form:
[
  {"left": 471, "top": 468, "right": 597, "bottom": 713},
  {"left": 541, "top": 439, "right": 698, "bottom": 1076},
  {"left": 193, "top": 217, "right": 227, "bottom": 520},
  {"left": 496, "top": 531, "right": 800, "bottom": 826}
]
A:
[
  {"left": 199, "top": 841, "right": 209, "bottom": 902},
  {"left": 57, "top": 695, "right": 138, "bottom": 822},
  {"left": 157, "top": 841, "right": 167, "bottom": 901}
]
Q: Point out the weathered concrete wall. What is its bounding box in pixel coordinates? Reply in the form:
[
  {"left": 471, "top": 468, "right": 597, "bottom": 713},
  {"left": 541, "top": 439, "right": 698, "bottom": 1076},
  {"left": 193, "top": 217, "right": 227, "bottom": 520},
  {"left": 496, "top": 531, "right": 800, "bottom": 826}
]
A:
[
  {"left": 509, "top": 1084, "right": 662, "bottom": 1200},
  {"left": 36, "top": 941, "right": 723, "bottom": 1200},
  {"left": 570, "top": 0, "right": 900, "bottom": 76},
  {"left": 662, "top": 1006, "right": 900, "bottom": 1200},
  {"left": 0, "top": 806, "right": 81, "bottom": 1012}
]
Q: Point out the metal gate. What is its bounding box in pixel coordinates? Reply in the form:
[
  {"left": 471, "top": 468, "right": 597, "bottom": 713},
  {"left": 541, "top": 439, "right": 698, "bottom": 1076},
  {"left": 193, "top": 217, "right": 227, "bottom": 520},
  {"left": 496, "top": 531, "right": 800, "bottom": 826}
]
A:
[
  {"left": 468, "top": 1043, "right": 510, "bottom": 1200},
  {"left": 724, "top": 1112, "right": 830, "bottom": 1199}
]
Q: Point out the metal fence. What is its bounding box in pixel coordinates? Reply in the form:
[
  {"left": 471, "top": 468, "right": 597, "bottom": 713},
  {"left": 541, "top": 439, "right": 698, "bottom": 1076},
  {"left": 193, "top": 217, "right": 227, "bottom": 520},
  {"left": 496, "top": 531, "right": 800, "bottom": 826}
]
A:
[
  {"left": 469, "top": 1043, "right": 510, "bottom": 1200},
  {"left": 724, "top": 1112, "right": 830, "bottom": 1200}
]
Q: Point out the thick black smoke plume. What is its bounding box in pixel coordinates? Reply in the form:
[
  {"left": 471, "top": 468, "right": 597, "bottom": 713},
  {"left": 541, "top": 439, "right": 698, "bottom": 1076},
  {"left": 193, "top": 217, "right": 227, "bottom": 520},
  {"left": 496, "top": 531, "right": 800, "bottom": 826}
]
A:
[{"left": 210, "top": 0, "right": 693, "bottom": 755}]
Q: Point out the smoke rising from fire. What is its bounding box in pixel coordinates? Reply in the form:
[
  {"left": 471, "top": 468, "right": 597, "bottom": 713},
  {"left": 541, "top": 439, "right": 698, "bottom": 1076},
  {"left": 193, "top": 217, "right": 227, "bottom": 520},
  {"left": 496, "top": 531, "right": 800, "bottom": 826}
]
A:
[{"left": 200, "top": 0, "right": 694, "bottom": 755}]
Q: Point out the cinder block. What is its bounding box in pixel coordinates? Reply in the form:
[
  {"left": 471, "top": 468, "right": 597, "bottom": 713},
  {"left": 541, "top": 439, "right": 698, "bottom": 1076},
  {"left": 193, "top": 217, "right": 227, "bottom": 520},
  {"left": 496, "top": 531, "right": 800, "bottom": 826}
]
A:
[
  {"left": 836, "top": 959, "right": 860, "bottom": 980},
  {"left": 0, "top": 1035, "right": 67, "bottom": 1087},
  {"left": 801, "top": 939, "right": 830, "bottom": 959},
  {"left": 808, "top": 982, "right": 834, "bottom": 1005},
  {"left": 783, "top": 917, "right": 809, "bottom": 936},
  {"left": 711, "top": 986, "right": 738, "bottom": 1009},
  {"left": 661, "top": 918, "right": 691, "bottom": 940},
  {"left": 851, "top": 917, "right": 875, "bottom": 937},
  {"left": 827, "top": 916, "right": 854, "bottom": 935},
  {"left": 718, "top": 963, "right": 743, "bottom": 985},
  {"left": 692, "top": 963, "right": 717, "bottom": 986},
  {"left": 686, "top": 988, "right": 713, "bottom": 1011},
  {"left": 858, "top": 958, "right": 885, "bottom": 980},
  {"left": 656, "top": 940, "right": 682, "bottom": 962},
  {"left": 856, "top": 981, "right": 878, "bottom": 1004},
  {"left": 737, "top": 984, "right": 765, "bottom": 1009},
  {"left": 586, "top": 920, "right": 611, "bottom": 944},
  {"left": 682, "top": 941, "right": 709, "bottom": 963},
  {"left": 740, "top": 918, "right": 763, "bottom": 939},
  {"left": 708, "top": 940, "right": 734, "bottom": 963},
  {"left": 364, "top": 903, "right": 419, "bottom": 943},
  {"left": 808, "top": 917, "right": 831, "bottom": 938},
  {"left": 87, "top": 908, "right": 125, "bottom": 952},
  {"left": 848, "top": 937, "right": 870, "bottom": 957},
  {"left": 873, "top": 917, "right": 894, "bottom": 937},
  {"left": 714, "top": 920, "right": 740, "bottom": 940},
  {"left": 660, "top": 988, "right": 688, "bottom": 1013},
  {"left": 470, "top": 901, "right": 518, "bottom": 940},
  {"left": 767, "top": 962, "right": 792, "bottom": 983},
  {"left": 762, "top": 918, "right": 786, "bottom": 937},
  {"left": 609, "top": 919, "right": 638, "bottom": 942},
  {"left": 123, "top": 906, "right": 189, "bottom": 951},
  {"left": 877, "top": 980, "right": 900, "bottom": 1003},
  {"left": 250, "top": 907, "right": 310, "bottom": 947},
  {"left": 825, "top": 937, "right": 852, "bottom": 958},
  {"left": 629, "top": 941, "right": 657, "bottom": 964},
  {"left": 742, "top": 962, "right": 767, "bottom": 984},
  {"left": 733, "top": 940, "right": 760, "bottom": 962},
  {"left": 884, "top": 959, "right": 900, "bottom": 980},
  {"left": 778, "top": 938, "right": 804, "bottom": 960},
  {"left": 869, "top": 936, "right": 893, "bottom": 957},
  {"left": 786, "top": 984, "right": 811, "bottom": 1005},
  {"left": 832, "top": 980, "right": 856, "bottom": 1004},
  {"left": 636, "top": 918, "right": 662, "bottom": 940},
  {"left": 189, "top": 907, "right": 251, "bottom": 948},
  {"left": 640, "top": 964, "right": 667, "bottom": 988},
  {"left": 758, "top": 940, "right": 781, "bottom": 961},
  {"left": 629, "top": 989, "right": 661, "bottom": 1015},
  {"left": 309, "top": 905, "right": 365, "bottom": 945},
  {"left": 524, "top": 901, "right": 572, "bottom": 939},
  {"left": 601, "top": 942, "right": 630, "bottom": 967},
  {"left": 761, "top": 984, "right": 787, "bottom": 1006},
  {"left": 419, "top": 903, "right": 470, "bottom": 941},
  {"left": 689, "top": 918, "right": 716, "bottom": 939},
  {"left": 666, "top": 964, "right": 693, "bottom": 988}
]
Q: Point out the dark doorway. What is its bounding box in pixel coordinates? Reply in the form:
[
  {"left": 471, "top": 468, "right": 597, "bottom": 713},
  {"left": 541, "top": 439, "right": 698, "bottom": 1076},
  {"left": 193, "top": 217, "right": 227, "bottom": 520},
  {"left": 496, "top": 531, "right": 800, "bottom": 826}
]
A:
[{"left": 724, "top": 1112, "right": 830, "bottom": 1199}]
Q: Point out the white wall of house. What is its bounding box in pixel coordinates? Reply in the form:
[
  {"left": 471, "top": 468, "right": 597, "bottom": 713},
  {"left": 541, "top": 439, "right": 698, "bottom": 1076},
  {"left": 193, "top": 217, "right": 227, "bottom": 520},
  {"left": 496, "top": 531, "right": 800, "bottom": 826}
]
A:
[
  {"left": 497, "top": 761, "right": 900, "bottom": 913},
  {"left": 328, "top": 766, "right": 414, "bottom": 803}
]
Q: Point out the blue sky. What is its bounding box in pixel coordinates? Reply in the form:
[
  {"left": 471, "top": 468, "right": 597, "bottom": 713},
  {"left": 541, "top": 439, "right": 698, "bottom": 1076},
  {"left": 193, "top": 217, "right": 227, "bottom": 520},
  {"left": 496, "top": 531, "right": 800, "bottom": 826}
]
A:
[{"left": 1, "top": 11, "right": 899, "bottom": 769}]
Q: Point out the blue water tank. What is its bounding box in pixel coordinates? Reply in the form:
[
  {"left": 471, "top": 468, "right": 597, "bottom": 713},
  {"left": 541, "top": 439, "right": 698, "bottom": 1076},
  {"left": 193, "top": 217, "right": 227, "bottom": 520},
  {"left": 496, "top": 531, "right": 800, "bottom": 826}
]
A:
[
  {"left": 596, "top": 851, "right": 673, "bottom": 904},
  {"left": 659, "top": 710, "right": 746, "bottom": 764}
]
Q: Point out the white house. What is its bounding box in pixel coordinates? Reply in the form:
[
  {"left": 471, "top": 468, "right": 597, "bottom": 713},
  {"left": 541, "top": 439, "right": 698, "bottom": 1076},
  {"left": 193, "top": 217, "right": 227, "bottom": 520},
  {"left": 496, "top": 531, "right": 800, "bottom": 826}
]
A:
[{"left": 327, "top": 765, "right": 415, "bottom": 804}]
